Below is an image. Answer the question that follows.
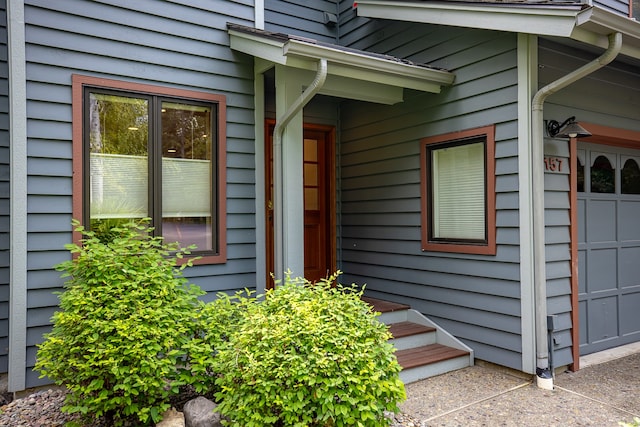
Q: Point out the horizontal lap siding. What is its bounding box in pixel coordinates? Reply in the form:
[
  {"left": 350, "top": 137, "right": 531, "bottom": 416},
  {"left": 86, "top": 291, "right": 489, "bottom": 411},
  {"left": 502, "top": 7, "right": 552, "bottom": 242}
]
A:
[
  {"left": 0, "top": 0, "right": 7, "bottom": 374},
  {"left": 265, "top": 0, "right": 338, "bottom": 43},
  {"left": 23, "top": 0, "right": 256, "bottom": 387},
  {"left": 593, "top": 0, "right": 630, "bottom": 16},
  {"left": 540, "top": 38, "right": 640, "bottom": 367},
  {"left": 339, "top": 22, "right": 524, "bottom": 370},
  {"left": 337, "top": 0, "right": 366, "bottom": 46},
  {"left": 543, "top": 139, "right": 573, "bottom": 367}
]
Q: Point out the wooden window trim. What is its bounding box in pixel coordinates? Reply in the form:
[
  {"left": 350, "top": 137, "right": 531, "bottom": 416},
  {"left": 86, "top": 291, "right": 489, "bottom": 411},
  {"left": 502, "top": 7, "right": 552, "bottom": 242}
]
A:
[
  {"left": 420, "top": 125, "right": 496, "bottom": 255},
  {"left": 72, "top": 74, "right": 227, "bottom": 265}
]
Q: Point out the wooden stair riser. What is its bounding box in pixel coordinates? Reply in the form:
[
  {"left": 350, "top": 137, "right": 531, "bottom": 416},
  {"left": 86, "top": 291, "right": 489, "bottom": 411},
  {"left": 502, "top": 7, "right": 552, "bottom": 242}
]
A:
[
  {"left": 391, "top": 331, "right": 437, "bottom": 351},
  {"left": 378, "top": 310, "right": 408, "bottom": 325},
  {"left": 388, "top": 321, "right": 437, "bottom": 351},
  {"left": 399, "top": 354, "right": 471, "bottom": 384}
]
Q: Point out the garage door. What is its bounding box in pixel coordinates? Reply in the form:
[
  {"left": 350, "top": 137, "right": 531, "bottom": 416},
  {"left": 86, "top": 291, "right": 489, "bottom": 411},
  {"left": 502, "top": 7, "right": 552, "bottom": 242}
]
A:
[{"left": 577, "top": 143, "right": 640, "bottom": 355}]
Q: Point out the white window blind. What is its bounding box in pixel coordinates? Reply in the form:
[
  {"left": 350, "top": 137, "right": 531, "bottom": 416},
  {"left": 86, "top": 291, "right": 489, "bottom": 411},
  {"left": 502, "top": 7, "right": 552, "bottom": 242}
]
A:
[
  {"left": 162, "top": 157, "right": 212, "bottom": 218},
  {"left": 90, "top": 153, "right": 211, "bottom": 219},
  {"left": 90, "top": 153, "right": 148, "bottom": 219},
  {"left": 431, "top": 141, "right": 485, "bottom": 240}
]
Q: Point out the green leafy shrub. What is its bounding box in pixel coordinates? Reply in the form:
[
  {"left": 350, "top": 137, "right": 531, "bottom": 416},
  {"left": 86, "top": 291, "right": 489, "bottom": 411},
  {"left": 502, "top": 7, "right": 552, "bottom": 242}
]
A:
[
  {"left": 179, "top": 288, "right": 257, "bottom": 395},
  {"left": 213, "top": 272, "right": 406, "bottom": 427},
  {"left": 620, "top": 418, "right": 640, "bottom": 427},
  {"left": 35, "top": 220, "right": 206, "bottom": 426}
]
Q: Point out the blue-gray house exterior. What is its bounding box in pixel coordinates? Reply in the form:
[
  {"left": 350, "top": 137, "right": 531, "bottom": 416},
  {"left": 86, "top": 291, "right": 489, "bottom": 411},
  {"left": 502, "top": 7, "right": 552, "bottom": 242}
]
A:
[{"left": 3, "top": 0, "right": 640, "bottom": 392}]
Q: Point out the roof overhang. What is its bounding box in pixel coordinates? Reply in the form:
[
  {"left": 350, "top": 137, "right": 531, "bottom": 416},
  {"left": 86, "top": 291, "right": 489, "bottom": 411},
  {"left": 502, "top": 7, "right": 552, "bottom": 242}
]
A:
[
  {"left": 356, "top": 1, "right": 640, "bottom": 60},
  {"left": 227, "top": 23, "right": 455, "bottom": 104}
]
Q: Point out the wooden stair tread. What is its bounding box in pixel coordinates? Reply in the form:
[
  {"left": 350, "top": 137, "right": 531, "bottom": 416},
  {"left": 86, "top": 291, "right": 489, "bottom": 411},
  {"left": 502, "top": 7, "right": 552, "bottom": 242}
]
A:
[
  {"left": 362, "top": 297, "right": 410, "bottom": 313},
  {"left": 396, "top": 344, "right": 469, "bottom": 370},
  {"left": 388, "top": 321, "right": 436, "bottom": 338}
]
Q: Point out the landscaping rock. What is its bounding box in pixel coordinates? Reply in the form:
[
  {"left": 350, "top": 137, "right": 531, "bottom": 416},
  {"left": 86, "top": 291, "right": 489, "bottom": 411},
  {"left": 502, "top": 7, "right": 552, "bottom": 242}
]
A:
[
  {"left": 157, "top": 407, "right": 185, "bottom": 427},
  {"left": 183, "top": 396, "right": 221, "bottom": 427}
]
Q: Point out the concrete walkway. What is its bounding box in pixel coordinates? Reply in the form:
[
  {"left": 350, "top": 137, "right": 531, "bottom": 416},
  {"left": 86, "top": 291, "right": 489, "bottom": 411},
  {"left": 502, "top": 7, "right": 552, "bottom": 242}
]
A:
[{"left": 400, "top": 344, "right": 640, "bottom": 426}]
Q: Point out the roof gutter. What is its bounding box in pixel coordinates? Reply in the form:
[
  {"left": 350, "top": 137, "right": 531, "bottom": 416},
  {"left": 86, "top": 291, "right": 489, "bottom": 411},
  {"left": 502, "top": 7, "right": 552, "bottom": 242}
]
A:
[
  {"left": 272, "top": 58, "right": 327, "bottom": 280},
  {"left": 530, "top": 31, "right": 622, "bottom": 390}
]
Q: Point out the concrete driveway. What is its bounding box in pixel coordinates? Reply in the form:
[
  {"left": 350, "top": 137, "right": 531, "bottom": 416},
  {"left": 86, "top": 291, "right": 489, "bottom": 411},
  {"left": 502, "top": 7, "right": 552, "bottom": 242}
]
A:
[{"left": 398, "top": 345, "right": 640, "bottom": 426}]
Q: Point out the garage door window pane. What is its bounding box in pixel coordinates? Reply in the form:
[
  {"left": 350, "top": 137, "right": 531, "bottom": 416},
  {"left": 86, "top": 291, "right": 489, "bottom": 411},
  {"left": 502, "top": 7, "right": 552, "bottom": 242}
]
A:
[
  {"left": 577, "top": 158, "right": 584, "bottom": 193},
  {"left": 591, "top": 155, "right": 615, "bottom": 194},
  {"left": 622, "top": 158, "right": 640, "bottom": 195}
]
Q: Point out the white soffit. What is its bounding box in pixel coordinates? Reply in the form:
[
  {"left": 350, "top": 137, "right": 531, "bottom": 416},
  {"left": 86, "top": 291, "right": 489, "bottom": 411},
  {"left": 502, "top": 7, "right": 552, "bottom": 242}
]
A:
[
  {"left": 356, "top": 1, "right": 640, "bottom": 61},
  {"left": 227, "top": 24, "right": 455, "bottom": 102},
  {"left": 356, "top": 1, "right": 582, "bottom": 36}
]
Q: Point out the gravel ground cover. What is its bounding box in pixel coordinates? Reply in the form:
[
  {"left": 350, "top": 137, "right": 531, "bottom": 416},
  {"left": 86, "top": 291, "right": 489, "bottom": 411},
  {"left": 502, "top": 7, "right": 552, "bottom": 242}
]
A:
[
  {"left": 0, "top": 388, "right": 419, "bottom": 426},
  {"left": 0, "top": 387, "right": 205, "bottom": 427},
  {"left": 1, "top": 352, "right": 638, "bottom": 426},
  {"left": 0, "top": 389, "right": 77, "bottom": 427}
]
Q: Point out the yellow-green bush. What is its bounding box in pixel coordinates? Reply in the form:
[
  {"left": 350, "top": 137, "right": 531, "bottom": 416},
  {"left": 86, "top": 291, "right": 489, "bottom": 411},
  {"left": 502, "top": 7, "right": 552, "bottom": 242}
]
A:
[{"left": 213, "top": 272, "right": 406, "bottom": 427}]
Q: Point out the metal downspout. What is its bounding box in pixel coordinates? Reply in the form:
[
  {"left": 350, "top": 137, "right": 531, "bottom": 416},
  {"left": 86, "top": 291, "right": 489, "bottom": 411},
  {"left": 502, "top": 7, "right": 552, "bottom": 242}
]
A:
[
  {"left": 272, "top": 59, "right": 328, "bottom": 280},
  {"left": 531, "top": 32, "right": 622, "bottom": 389}
]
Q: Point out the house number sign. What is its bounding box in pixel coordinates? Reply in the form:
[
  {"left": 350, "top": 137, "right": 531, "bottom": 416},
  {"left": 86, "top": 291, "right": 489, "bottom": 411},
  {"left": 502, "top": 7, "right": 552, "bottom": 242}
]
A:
[{"left": 544, "top": 156, "right": 565, "bottom": 173}]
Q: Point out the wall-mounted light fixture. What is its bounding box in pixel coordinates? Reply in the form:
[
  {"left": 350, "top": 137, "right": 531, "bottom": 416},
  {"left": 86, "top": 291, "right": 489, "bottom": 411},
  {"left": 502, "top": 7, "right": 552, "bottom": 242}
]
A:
[{"left": 546, "top": 116, "right": 592, "bottom": 138}]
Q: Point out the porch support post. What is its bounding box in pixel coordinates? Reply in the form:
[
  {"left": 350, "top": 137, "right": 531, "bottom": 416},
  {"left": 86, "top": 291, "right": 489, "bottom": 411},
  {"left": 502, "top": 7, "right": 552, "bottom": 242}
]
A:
[
  {"left": 254, "top": 60, "right": 268, "bottom": 294},
  {"left": 272, "top": 61, "right": 327, "bottom": 280},
  {"left": 275, "top": 65, "right": 305, "bottom": 279}
]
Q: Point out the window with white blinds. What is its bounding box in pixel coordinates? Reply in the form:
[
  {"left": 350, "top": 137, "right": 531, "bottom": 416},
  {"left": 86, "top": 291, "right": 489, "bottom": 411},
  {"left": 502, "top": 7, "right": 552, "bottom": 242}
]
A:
[
  {"left": 420, "top": 125, "right": 496, "bottom": 255},
  {"left": 431, "top": 141, "right": 485, "bottom": 240},
  {"left": 75, "top": 77, "right": 227, "bottom": 263}
]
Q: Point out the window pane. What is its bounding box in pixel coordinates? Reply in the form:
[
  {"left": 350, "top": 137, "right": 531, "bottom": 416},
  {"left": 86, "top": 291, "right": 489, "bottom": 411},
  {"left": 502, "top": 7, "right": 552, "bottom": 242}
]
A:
[
  {"left": 622, "top": 158, "right": 640, "bottom": 195},
  {"left": 591, "top": 155, "right": 615, "bottom": 194},
  {"left": 431, "top": 141, "right": 485, "bottom": 240},
  {"left": 161, "top": 101, "right": 214, "bottom": 250},
  {"left": 89, "top": 93, "right": 149, "bottom": 229},
  {"left": 577, "top": 151, "right": 585, "bottom": 193}
]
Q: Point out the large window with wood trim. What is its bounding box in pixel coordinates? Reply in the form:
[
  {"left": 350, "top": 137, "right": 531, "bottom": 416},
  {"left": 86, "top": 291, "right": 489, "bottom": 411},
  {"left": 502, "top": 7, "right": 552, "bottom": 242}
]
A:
[
  {"left": 420, "top": 125, "right": 496, "bottom": 255},
  {"left": 73, "top": 76, "right": 227, "bottom": 263}
]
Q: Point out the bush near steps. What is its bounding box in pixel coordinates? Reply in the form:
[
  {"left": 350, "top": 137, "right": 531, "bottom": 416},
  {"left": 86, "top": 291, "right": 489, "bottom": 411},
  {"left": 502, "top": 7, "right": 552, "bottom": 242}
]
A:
[{"left": 213, "top": 272, "right": 406, "bottom": 427}]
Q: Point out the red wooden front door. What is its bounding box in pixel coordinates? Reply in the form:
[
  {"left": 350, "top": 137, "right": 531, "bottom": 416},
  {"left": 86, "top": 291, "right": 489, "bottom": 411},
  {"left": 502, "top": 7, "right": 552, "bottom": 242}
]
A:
[{"left": 265, "top": 122, "right": 335, "bottom": 287}]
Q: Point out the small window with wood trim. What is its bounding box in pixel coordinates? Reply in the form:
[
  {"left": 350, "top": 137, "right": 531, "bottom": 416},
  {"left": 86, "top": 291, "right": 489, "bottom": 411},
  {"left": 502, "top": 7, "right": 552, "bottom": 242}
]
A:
[{"left": 420, "top": 125, "right": 496, "bottom": 255}]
